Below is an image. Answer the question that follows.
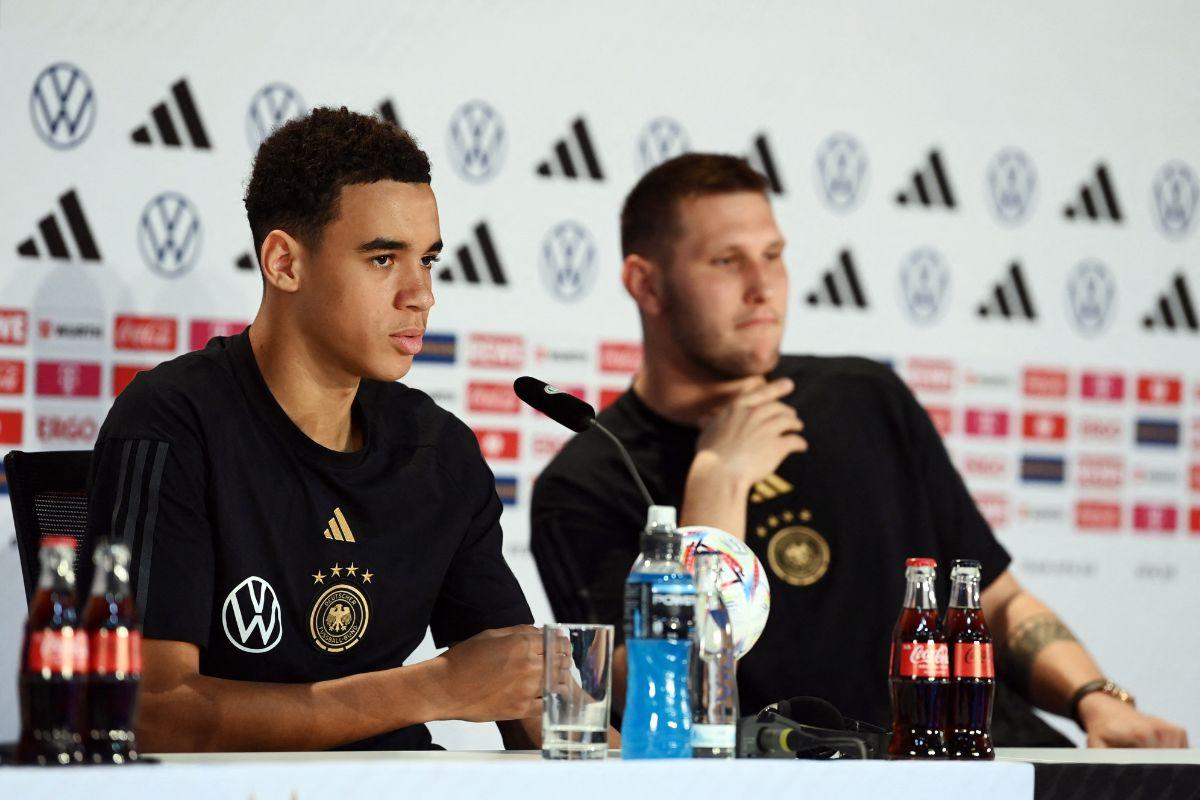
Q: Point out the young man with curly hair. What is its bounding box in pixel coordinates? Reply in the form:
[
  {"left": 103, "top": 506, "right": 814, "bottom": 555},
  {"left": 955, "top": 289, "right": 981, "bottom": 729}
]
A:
[{"left": 86, "top": 108, "right": 543, "bottom": 751}]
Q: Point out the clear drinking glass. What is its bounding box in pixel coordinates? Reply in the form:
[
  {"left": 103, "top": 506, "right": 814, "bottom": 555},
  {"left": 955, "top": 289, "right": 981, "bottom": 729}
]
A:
[{"left": 542, "top": 623, "right": 613, "bottom": 760}]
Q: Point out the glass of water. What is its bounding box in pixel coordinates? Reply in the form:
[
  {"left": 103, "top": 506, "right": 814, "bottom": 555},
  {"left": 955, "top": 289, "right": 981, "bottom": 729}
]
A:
[{"left": 542, "top": 623, "right": 613, "bottom": 760}]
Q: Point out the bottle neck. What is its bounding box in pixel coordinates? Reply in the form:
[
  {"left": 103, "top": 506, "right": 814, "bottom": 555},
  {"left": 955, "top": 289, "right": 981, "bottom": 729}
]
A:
[
  {"left": 949, "top": 575, "right": 981, "bottom": 609},
  {"left": 902, "top": 568, "right": 937, "bottom": 610},
  {"left": 37, "top": 547, "right": 76, "bottom": 594},
  {"left": 639, "top": 527, "right": 682, "bottom": 563},
  {"left": 90, "top": 547, "right": 133, "bottom": 598},
  {"left": 694, "top": 555, "right": 720, "bottom": 594}
]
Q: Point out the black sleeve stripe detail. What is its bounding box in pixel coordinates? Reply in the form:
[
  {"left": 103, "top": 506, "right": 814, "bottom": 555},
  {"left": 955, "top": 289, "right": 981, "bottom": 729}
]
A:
[
  {"left": 135, "top": 442, "right": 169, "bottom": 613},
  {"left": 121, "top": 440, "right": 152, "bottom": 545},
  {"left": 108, "top": 440, "right": 135, "bottom": 536}
]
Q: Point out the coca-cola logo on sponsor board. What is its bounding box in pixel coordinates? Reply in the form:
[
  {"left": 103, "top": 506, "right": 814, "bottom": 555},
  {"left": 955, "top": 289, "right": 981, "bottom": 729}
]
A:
[
  {"left": 532, "top": 434, "right": 569, "bottom": 458},
  {"left": 905, "top": 358, "right": 955, "bottom": 393},
  {"left": 115, "top": 315, "right": 177, "bottom": 351},
  {"left": 599, "top": 342, "right": 642, "bottom": 374},
  {"left": 1022, "top": 368, "right": 1069, "bottom": 398},
  {"left": 1077, "top": 454, "right": 1124, "bottom": 489},
  {"left": 1076, "top": 501, "right": 1121, "bottom": 531},
  {"left": 0, "top": 308, "right": 28, "bottom": 346},
  {"left": 467, "top": 381, "right": 520, "bottom": 414},
  {"left": 973, "top": 492, "right": 1009, "bottom": 529},
  {"left": 468, "top": 333, "right": 525, "bottom": 369}
]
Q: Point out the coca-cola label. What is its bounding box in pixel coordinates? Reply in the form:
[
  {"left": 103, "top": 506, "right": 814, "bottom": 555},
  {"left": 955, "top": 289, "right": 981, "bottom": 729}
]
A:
[
  {"left": 115, "top": 314, "right": 178, "bottom": 352},
  {"left": 27, "top": 628, "right": 89, "bottom": 676},
  {"left": 90, "top": 628, "right": 143, "bottom": 676},
  {"left": 953, "top": 642, "right": 995, "bottom": 679},
  {"left": 896, "top": 641, "right": 949, "bottom": 678}
]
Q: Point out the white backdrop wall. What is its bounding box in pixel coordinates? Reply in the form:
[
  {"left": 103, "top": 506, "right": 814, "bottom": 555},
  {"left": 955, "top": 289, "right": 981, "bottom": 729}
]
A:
[{"left": 0, "top": 0, "right": 1197, "bottom": 749}]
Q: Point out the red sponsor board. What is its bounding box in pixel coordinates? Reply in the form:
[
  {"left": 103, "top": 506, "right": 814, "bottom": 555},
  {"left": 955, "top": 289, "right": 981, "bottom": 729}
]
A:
[
  {"left": 0, "top": 360, "right": 25, "bottom": 395},
  {"left": 964, "top": 409, "right": 1009, "bottom": 438},
  {"left": 1080, "top": 371, "right": 1125, "bottom": 401},
  {"left": 973, "top": 493, "right": 1009, "bottom": 529},
  {"left": 599, "top": 388, "right": 625, "bottom": 411},
  {"left": 1132, "top": 504, "right": 1177, "bottom": 534},
  {"left": 0, "top": 410, "right": 22, "bottom": 445},
  {"left": 1076, "top": 501, "right": 1121, "bottom": 532},
  {"left": 189, "top": 319, "right": 248, "bottom": 351},
  {"left": 1191, "top": 464, "right": 1200, "bottom": 493},
  {"left": 468, "top": 333, "right": 525, "bottom": 369},
  {"left": 906, "top": 358, "right": 954, "bottom": 393},
  {"left": 925, "top": 405, "right": 952, "bottom": 437},
  {"left": 532, "top": 434, "right": 569, "bottom": 458},
  {"left": 599, "top": 342, "right": 642, "bottom": 374},
  {"left": 1022, "top": 412, "right": 1067, "bottom": 441},
  {"left": 1077, "top": 454, "right": 1124, "bottom": 490},
  {"left": 113, "top": 364, "right": 151, "bottom": 396},
  {"left": 961, "top": 453, "right": 1006, "bottom": 479},
  {"left": 115, "top": 315, "right": 177, "bottom": 351},
  {"left": 1078, "top": 416, "right": 1123, "bottom": 443},
  {"left": 1193, "top": 420, "right": 1200, "bottom": 451},
  {"left": 35, "top": 361, "right": 101, "bottom": 398},
  {"left": 0, "top": 308, "right": 28, "bottom": 346},
  {"left": 1191, "top": 508, "right": 1200, "bottom": 534},
  {"left": 1137, "top": 375, "right": 1182, "bottom": 405},
  {"left": 1023, "top": 368, "right": 1069, "bottom": 399},
  {"left": 467, "top": 381, "right": 521, "bottom": 414},
  {"left": 36, "top": 415, "right": 99, "bottom": 444},
  {"left": 474, "top": 428, "right": 519, "bottom": 460}
]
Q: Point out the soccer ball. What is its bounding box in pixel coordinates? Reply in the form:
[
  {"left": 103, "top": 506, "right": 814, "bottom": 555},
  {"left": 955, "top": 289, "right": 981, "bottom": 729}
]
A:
[{"left": 679, "top": 526, "right": 771, "bottom": 660}]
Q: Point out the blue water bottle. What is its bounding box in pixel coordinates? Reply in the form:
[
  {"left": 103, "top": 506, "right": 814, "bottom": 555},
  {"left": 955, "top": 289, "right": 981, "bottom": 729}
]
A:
[{"left": 621, "top": 505, "right": 696, "bottom": 759}]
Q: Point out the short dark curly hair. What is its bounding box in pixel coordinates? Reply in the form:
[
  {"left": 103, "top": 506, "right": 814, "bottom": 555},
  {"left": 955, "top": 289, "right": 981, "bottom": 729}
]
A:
[
  {"left": 244, "top": 106, "right": 431, "bottom": 264},
  {"left": 621, "top": 153, "right": 768, "bottom": 266}
]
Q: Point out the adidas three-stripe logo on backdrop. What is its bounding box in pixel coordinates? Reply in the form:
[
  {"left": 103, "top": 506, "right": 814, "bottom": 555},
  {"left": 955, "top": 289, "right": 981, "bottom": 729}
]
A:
[
  {"left": 16, "top": 189, "right": 101, "bottom": 261},
  {"left": 131, "top": 79, "right": 211, "bottom": 149}
]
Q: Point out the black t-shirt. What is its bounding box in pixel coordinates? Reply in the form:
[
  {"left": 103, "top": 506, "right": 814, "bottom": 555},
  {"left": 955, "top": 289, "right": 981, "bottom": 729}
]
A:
[
  {"left": 85, "top": 330, "right": 532, "bottom": 750},
  {"left": 531, "top": 355, "right": 1010, "bottom": 727}
]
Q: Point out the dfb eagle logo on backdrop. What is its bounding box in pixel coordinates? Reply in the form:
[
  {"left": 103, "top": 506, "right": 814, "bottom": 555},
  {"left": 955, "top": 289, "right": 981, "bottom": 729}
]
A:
[
  {"left": 637, "top": 117, "right": 690, "bottom": 174},
  {"left": 138, "top": 192, "right": 202, "bottom": 278},
  {"left": 898, "top": 247, "right": 951, "bottom": 324},
  {"left": 1151, "top": 160, "right": 1199, "bottom": 239},
  {"left": 29, "top": 62, "right": 97, "bottom": 150},
  {"left": 986, "top": 148, "right": 1037, "bottom": 225},
  {"left": 539, "top": 221, "right": 598, "bottom": 303},
  {"left": 1065, "top": 259, "right": 1116, "bottom": 337},
  {"left": 446, "top": 100, "right": 506, "bottom": 183},
  {"left": 245, "top": 82, "right": 306, "bottom": 150},
  {"left": 814, "top": 133, "right": 868, "bottom": 211}
]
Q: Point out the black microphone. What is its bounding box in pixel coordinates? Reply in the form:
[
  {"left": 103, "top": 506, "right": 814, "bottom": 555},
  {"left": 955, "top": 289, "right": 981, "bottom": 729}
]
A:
[{"left": 513, "top": 376, "right": 655, "bottom": 509}]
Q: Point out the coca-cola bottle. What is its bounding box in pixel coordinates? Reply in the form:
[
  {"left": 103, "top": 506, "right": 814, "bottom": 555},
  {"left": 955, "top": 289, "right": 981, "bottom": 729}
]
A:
[
  {"left": 18, "top": 537, "right": 87, "bottom": 765},
  {"left": 887, "top": 557, "right": 949, "bottom": 759},
  {"left": 944, "top": 559, "right": 995, "bottom": 759},
  {"left": 81, "top": 540, "right": 142, "bottom": 763}
]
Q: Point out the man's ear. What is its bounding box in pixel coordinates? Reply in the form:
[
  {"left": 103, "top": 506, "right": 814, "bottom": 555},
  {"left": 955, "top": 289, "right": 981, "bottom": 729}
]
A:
[
  {"left": 259, "top": 230, "right": 304, "bottom": 293},
  {"left": 622, "top": 253, "right": 666, "bottom": 317}
]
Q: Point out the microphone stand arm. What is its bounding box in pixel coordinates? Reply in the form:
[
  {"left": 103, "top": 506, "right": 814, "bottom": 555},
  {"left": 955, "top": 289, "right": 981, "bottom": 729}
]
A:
[{"left": 588, "top": 419, "right": 656, "bottom": 510}]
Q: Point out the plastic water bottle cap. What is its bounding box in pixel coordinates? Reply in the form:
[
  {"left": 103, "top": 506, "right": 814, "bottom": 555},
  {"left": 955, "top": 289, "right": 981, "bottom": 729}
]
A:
[{"left": 645, "top": 505, "right": 677, "bottom": 529}]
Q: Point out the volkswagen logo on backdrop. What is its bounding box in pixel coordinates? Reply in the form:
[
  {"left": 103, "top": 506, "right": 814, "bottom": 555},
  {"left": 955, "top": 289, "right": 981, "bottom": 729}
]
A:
[
  {"left": 222, "top": 576, "right": 282, "bottom": 654},
  {"left": 138, "top": 192, "right": 202, "bottom": 278},
  {"left": 540, "top": 221, "right": 598, "bottom": 303},
  {"left": 246, "top": 82, "right": 306, "bottom": 150},
  {"left": 637, "top": 117, "right": 690, "bottom": 173},
  {"left": 1151, "top": 160, "right": 1199, "bottom": 239},
  {"left": 898, "top": 247, "right": 951, "bottom": 324},
  {"left": 986, "top": 148, "right": 1037, "bottom": 224},
  {"left": 446, "top": 100, "right": 506, "bottom": 183},
  {"left": 814, "top": 133, "right": 868, "bottom": 211},
  {"left": 1065, "top": 259, "right": 1116, "bottom": 336},
  {"left": 30, "top": 62, "right": 97, "bottom": 150}
]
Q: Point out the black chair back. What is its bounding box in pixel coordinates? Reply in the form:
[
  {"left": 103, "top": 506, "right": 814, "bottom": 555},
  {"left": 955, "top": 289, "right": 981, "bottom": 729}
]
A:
[{"left": 4, "top": 449, "right": 93, "bottom": 605}]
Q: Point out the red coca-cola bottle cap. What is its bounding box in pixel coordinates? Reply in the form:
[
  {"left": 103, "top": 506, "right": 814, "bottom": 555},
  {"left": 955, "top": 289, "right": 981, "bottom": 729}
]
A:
[
  {"left": 905, "top": 557, "right": 937, "bottom": 568},
  {"left": 40, "top": 536, "right": 79, "bottom": 550}
]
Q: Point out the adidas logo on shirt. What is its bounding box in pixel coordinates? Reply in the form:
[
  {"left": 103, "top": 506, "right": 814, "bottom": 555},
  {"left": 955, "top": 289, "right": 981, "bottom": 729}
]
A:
[
  {"left": 436, "top": 222, "right": 507, "bottom": 286},
  {"left": 805, "top": 249, "right": 868, "bottom": 310},
  {"left": 535, "top": 117, "right": 604, "bottom": 180},
  {"left": 16, "top": 189, "right": 101, "bottom": 261},
  {"left": 895, "top": 149, "right": 957, "bottom": 209},
  {"left": 977, "top": 262, "right": 1037, "bottom": 321},
  {"left": 1142, "top": 272, "right": 1198, "bottom": 332},
  {"left": 750, "top": 474, "right": 794, "bottom": 503},
  {"left": 1062, "top": 162, "right": 1122, "bottom": 222},
  {"left": 745, "top": 133, "right": 784, "bottom": 195},
  {"left": 131, "top": 78, "right": 211, "bottom": 150},
  {"left": 323, "top": 507, "right": 356, "bottom": 543}
]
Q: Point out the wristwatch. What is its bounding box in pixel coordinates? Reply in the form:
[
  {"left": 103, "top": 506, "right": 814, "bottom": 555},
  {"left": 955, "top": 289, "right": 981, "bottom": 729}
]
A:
[{"left": 1070, "top": 678, "right": 1136, "bottom": 725}]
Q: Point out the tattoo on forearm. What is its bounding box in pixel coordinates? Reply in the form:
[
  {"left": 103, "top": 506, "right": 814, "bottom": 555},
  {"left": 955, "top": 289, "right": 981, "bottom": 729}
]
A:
[{"left": 1007, "top": 612, "right": 1078, "bottom": 681}]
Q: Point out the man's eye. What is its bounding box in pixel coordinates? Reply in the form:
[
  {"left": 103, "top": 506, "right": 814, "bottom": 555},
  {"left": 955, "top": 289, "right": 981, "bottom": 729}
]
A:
[
  {"left": 421, "top": 254, "right": 441, "bottom": 269},
  {"left": 372, "top": 255, "right": 394, "bottom": 269},
  {"left": 713, "top": 256, "right": 737, "bottom": 266}
]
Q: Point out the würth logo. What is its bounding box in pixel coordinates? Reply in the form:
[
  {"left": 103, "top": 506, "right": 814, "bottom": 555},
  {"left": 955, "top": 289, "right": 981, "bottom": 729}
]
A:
[
  {"left": 895, "top": 149, "right": 956, "bottom": 209},
  {"left": 977, "top": 262, "right": 1036, "bottom": 321},
  {"left": 535, "top": 117, "right": 603, "bottom": 180},
  {"left": 131, "top": 79, "right": 211, "bottom": 149},
  {"left": 745, "top": 133, "right": 784, "bottom": 195},
  {"left": 1142, "top": 272, "right": 1197, "bottom": 332},
  {"left": 805, "top": 249, "right": 867, "bottom": 310},
  {"left": 30, "top": 62, "right": 96, "bottom": 150},
  {"left": 16, "top": 189, "right": 101, "bottom": 262},
  {"left": 1062, "top": 162, "right": 1122, "bottom": 222},
  {"left": 436, "top": 223, "right": 507, "bottom": 286},
  {"left": 323, "top": 507, "right": 356, "bottom": 543}
]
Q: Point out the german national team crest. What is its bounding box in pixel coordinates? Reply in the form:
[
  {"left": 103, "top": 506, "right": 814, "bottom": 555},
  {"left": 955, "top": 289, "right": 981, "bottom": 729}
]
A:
[
  {"left": 767, "top": 526, "right": 831, "bottom": 587},
  {"left": 310, "top": 583, "right": 370, "bottom": 653}
]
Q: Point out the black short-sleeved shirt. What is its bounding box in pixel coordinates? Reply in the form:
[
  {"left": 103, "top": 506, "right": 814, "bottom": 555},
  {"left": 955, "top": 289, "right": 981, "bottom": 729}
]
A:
[
  {"left": 85, "top": 329, "right": 532, "bottom": 750},
  {"left": 531, "top": 355, "right": 1010, "bottom": 727}
]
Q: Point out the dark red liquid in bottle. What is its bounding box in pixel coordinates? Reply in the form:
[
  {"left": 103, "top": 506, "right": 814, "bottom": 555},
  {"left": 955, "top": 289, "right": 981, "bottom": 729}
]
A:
[
  {"left": 944, "top": 560, "right": 995, "bottom": 760},
  {"left": 888, "top": 558, "right": 949, "bottom": 759}
]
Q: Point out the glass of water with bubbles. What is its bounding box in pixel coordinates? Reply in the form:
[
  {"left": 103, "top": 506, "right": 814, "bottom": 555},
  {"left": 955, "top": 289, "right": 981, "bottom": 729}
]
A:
[{"left": 542, "top": 623, "right": 613, "bottom": 760}]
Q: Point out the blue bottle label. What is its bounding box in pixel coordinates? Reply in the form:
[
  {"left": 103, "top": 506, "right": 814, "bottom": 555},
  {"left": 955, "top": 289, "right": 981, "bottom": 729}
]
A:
[{"left": 623, "top": 581, "right": 695, "bottom": 641}]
